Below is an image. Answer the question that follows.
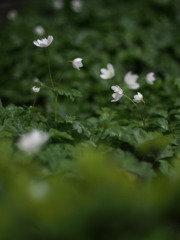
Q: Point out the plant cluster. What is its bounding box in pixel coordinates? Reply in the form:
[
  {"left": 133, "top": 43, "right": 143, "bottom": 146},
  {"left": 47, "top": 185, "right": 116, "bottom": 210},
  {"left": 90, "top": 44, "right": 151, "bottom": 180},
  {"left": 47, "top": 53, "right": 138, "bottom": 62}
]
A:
[{"left": 0, "top": 0, "right": 180, "bottom": 239}]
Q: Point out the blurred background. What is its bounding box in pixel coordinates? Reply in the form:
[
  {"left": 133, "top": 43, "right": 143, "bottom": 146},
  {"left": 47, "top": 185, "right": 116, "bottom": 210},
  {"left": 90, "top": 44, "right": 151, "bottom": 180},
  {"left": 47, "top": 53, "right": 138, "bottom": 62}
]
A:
[{"left": 0, "top": 0, "right": 180, "bottom": 239}]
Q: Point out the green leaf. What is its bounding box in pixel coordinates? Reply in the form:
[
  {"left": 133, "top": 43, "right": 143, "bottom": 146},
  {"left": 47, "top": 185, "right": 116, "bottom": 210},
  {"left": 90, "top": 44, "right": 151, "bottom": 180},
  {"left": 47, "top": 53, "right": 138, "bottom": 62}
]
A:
[
  {"left": 148, "top": 118, "right": 169, "bottom": 131},
  {"left": 57, "top": 88, "right": 82, "bottom": 101},
  {"left": 49, "top": 128, "right": 74, "bottom": 141}
]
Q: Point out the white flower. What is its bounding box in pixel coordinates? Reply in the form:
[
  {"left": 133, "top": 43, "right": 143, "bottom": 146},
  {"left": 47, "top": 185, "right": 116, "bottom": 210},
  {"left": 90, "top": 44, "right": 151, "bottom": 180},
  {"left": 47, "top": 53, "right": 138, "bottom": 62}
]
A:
[
  {"left": 72, "top": 58, "right": 83, "bottom": 70},
  {"left": 124, "top": 72, "right": 140, "bottom": 89},
  {"left": 34, "top": 26, "right": 45, "bottom": 36},
  {"left": 17, "top": 129, "right": 49, "bottom": 154},
  {"left": 111, "top": 85, "right": 123, "bottom": 102},
  {"left": 32, "top": 86, "right": 40, "bottom": 93},
  {"left": 71, "top": 0, "right": 82, "bottom": 13},
  {"left": 100, "top": 64, "right": 115, "bottom": 79},
  {"left": 53, "top": 0, "right": 64, "bottom": 9},
  {"left": 33, "top": 77, "right": 40, "bottom": 82},
  {"left": 133, "top": 92, "right": 144, "bottom": 103},
  {"left": 146, "top": 72, "right": 156, "bottom": 85},
  {"left": 33, "top": 35, "right": 53, "bottom": 48},
  {"left": 7, "top": 9, "right": 18, "bottom": 21}
]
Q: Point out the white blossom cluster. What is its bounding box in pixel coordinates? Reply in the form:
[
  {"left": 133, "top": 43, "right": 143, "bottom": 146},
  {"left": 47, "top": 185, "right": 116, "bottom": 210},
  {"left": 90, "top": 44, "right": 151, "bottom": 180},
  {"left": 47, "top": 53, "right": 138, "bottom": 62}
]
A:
[
  {"left": 99, "top": 62, "right": 156, "bottom": 104},
  {"left": 28, "top": 20, "right": 158, "bottom": 156}
]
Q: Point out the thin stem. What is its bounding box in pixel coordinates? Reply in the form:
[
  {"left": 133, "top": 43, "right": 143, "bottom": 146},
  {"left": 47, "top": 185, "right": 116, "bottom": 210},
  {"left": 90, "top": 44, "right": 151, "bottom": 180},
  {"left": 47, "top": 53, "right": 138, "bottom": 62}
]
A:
[
  {"left": 33, "top": 95, "right": 37, "bottom": 108},
  {"left": 123, "top": 94, "right": 136, "bottom": 106},
  {"left": 141, "top": 102, "right": 147, "bottom": 128},
  {"left": 45, "top": 49, "right": 54, "bottom": 88},
  {"left": 54, "top": 93, "right": 58, "bottom": 122},
  {"left": 44, "top": 49, "right": 58, "bottom": 121},
  {"left": 58, "top": 73, "right": 63, "bottom": 88},
  {"left": 141, "top": 113, "right": 146, "bottom": 128}
]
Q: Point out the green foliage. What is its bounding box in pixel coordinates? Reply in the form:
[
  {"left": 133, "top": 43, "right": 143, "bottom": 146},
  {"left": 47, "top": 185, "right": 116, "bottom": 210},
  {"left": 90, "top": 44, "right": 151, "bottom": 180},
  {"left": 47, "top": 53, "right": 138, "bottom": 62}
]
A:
[{"left": 0, "top": 0, "right": 180, "bottom": 239}]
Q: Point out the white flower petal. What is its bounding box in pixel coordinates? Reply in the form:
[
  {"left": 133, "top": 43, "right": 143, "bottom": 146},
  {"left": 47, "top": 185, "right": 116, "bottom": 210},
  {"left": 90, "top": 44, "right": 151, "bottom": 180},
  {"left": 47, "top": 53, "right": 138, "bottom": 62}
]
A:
[
  {"left": 146, "top": 72, "right": 155, "bottom": 84},
  {"left": 33, "top": 41, "right": 39, "bottom": 47},
  {"left": 17, "top": 130, "right": 49, "bottom": 154},
  {"left": 133, "top": 92, "right": 143, "bottom": 103},
  {"left": 33, "top": 35, "right": 53, "bottom": 48},
  {"left": 7, "top": 10, "right": 18, "bottom": 20},
  {"left": 111, "top": 86, "right": 123, "bottom": 102},
  {"left": 100, "top": 74, "right": 109, "bottom": 79},
  {"left": 72, "top": 58, "right": 83, "bottom": 70},
  {"left": 111, "top": 85, "right": 123, "bottom": 94},
  {"left": 71, "top": 0, "right": 82, "bottom": 13},
  {"left": 100, "top": 69, "right": 108, "bottom": 74},
  {"left": 127, "top": 82, "right": 140, "bottom": 90},
  {"left": 47, "top": 36, "right": 53, "bottom": 45},
  {"left": 124, "top": 72, "right": 139, "bottom": 89},
  {"left": 53, "top": 0, "right": 64, "bottom": 9},
  {"left": 34, "top": 26, "right": 45, "bottom": 36},
  {"left": 100, "top": 63, "right": 115, "bottom": 79},
  {"left": 32, "top": 86, "right": 40, "bottom": 93}
]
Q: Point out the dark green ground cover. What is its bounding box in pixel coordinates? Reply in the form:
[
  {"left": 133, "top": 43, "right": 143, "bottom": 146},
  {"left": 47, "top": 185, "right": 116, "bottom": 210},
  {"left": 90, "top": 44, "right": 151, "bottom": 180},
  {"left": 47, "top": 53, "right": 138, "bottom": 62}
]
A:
[{"left": 0, "top": 0, "right": 180, "bottom": 239}]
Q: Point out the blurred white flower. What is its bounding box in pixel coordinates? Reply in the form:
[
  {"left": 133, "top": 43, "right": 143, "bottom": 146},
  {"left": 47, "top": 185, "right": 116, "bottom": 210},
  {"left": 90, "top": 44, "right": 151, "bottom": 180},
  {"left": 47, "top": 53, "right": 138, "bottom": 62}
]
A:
[
  {"left": 32, "top": 86, "right": 40, "bottom": 93},
  {"left": 7, "top": 9, "right": 18, "bottom": 21},
  {"left": 100, "top": 64, "right": 115, "bottom": 79},
  {"left": 71, "top": 0, "right": 82, "bottom": 13},
  {"left": 111, "top": 85, "right": 123, "bottom": 102},
  {"left": 17, "top": 129, "right": 49, "bottom": 154},
  {"left": 124, "top": 72, "right": 140, "bottom": 89},
  {"left": 72, "top": 58, "right": 83, "bottom": 70},
  {"left": 34, "top": 26, "right": 45, "bottom": 36},
  {"left": 33, "top": 77, "right": 40, "bottom": 82},
  {"left": 28, "top": 180, "right": 49, "bottom": 200},
  {"left": 146, "top": 72, "right": 156, "bottom": 85},
  {"left": 33, "top": 35, "right": 53, "bottom": 47},
  {"left": 53, "top": 0, "right": 64, "bottom": 9},
  {"left": 133, "top": 92, "right": 143, "bottom": 103}
]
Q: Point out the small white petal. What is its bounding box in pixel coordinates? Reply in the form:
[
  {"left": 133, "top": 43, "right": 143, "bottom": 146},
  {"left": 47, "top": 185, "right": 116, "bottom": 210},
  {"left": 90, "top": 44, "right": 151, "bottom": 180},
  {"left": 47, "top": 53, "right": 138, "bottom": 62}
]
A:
[
  {"left": 128, "top": 83, "right": 140, "bottom": 90},
  {"left": 33, "top": 35, "right": 53, "bottom": 48},
  {"left": 34, "top": 26, "right": 45, "bottom": 35},
  {"left": 71, "top": 0, "right": 82, "bottom": 13},
  {"left": 47, "top": 36, "right": 53, "bottom": 45},
  {"left": 7, "top": 10, "right": 18, "bottom": 20},
  {"left": 111, "top": 86, "right": 123, "bottom": 102},
  {"left": 33, "top": 41, "right": 40, "bottom": 47},
  {"left": 72, "top": 58, "right": 83, "bottom": 70},
  {"left": 34, "top": 77, "right": 40, "bottom": 82},
  {"left": 124, "top": 72, "right": 139, "bottom": 89},
  {"left": 53, "top": 0, "right": 64, "bottom": 9},
  {"left": 133, "top": 92, "right": 143, "bottom": 103},
  {"left": 107, "top": 64, "right": 115, "bottom": 76},
  {"left": 100, "top": 69, "right": 108, "bottom": 74},
  {"left": 100, "top": 74, "right": 109, "bottom": 79},
  {"left": 100, "top": 63, "right": 115, "bottom": 79},
  {"left": 111, "top": 85, "right": 123, "bottom": 94},
  {"left": 111, "top": 93, "right": 122, "bottom": 102},
  {"left": 32, "top": 86, "right": 40, "bottom": 93},
  {"left": 146, "top": 72, "right": 156, "bottom": 85},
  {"left": 17, "top": 130, "right": 49, "bottom": 154}
]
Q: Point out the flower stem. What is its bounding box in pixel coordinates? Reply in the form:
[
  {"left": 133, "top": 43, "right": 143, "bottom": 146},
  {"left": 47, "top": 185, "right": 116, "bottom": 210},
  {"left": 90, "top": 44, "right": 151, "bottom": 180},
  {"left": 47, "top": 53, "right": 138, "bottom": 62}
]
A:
[
  {"left": 123, "top": 94, "right": 136, "bottom": 106},
  {"left": 142, "top": 103, "right": 147, "bottom": 128},
  {"left": 45, "top": 49, "right": 54, "bottom": 88},
  {"left": 54, "top": 93, "right": 58, "bottom": 122},
  {"left": 44, "top": 49, "right": 58, "bottom": 121},
  {"left": 141, "top": 114, "right": 146, "bottom": 128},
  {"left": 33, "top": 95, "right": 37, "bottom": 107}
]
